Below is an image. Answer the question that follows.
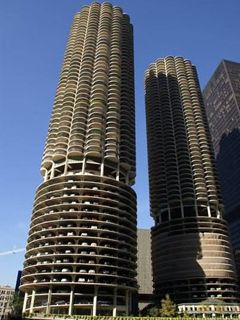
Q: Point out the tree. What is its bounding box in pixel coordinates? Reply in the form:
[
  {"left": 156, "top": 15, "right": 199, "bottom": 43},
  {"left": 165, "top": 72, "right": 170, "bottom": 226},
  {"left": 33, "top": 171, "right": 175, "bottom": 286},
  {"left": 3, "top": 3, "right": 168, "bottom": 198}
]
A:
[
  {"left": 140, "top": 303, "right": 159, "bottom": 316},
  {"left": 159, "top": 294, "right": 177, "bottom": 317},
  {"left": 10, "top": 293, "right": 24, "bottom": 319},
  {"left": 148, "top": 306, "right": 160, "bottom": 316}
]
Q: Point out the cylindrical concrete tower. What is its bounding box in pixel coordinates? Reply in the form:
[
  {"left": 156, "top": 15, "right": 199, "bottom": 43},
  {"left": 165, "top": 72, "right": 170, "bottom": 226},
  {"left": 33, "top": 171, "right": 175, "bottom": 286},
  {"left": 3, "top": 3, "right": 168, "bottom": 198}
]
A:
[
  {"left": 20, "top": 3, "right": 137, "bottom": 316},
  {"left": 145, "top": 56, "right": 239, "bottom": 304}
]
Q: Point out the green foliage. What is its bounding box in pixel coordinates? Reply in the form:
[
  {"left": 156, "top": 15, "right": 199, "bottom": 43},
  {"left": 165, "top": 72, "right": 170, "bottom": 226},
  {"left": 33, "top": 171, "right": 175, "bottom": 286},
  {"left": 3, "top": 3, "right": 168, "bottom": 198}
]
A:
[
  {"left": 148, "top": 306, "right": 160, "bottom": 317},
  {"left": 10, "top": 292, "right": 24, "bottom": 318},
  {"left": 159, "top": 294, "right": 177, "bottom": 317},
  {"left": 181, "top": 311, "right": 190, "bottom": 318}
]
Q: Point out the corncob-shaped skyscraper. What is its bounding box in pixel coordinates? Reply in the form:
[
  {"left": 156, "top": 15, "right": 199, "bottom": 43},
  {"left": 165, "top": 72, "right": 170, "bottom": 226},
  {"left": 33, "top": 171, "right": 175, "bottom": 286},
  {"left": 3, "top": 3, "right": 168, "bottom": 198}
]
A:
[
  {"left": 20, "top": 3, "right": 137, "bottom": 316},
  {"left": 145, "top": 56, "right": 239, "bottom": 304}
]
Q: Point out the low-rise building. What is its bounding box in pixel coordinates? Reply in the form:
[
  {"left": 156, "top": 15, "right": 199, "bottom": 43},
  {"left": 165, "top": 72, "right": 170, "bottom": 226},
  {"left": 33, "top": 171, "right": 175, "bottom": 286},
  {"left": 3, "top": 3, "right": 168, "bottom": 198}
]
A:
[
  {"left": 137, "top": 229, "right": 153, "bottom": 310},
  {"left": 178, "top": 299, "right": 240, "bottom": 318},
  {"left": 0, "top": 285, "right": 14, "bottom": 319}
]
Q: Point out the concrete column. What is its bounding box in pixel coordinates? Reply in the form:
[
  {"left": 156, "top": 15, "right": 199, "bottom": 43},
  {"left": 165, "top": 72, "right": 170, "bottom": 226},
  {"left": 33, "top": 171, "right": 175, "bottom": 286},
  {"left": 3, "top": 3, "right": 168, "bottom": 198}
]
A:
[
  {"left": 129, "top": 291, "right": 132, "bottom": 315},
  {"left": 50, "top": 163, "right": 55, "bottom": 179},
  {"left": 207, "top": 205, "right": 211, "bottom": 217},
  {"left": 181, "top": 204, "right": 184, "bottom": 218},
  {"left": 92, "top": 287, "right": 98, "bottom": 316},
  {"left": 81, "top": 157, "right": 86, "bottom": 174},
  {"left": 46, "top": 288, "right": 52, "bottom": 314},
  {"left": 68, "top": 289, "right": 74, "bottom": 315},
  {"left": 127, "top": 172, "right": 130, "bottom": 185},
  {"left": 158, "top": 213, "right": 162, "bottom": 224},
  {"left": 100, "top": 161, "right": 104, "bottom": 177},
  {"left": 116, "top": 163, "right": 120, "bottom": 181},
  {"left": 22, "top": 292, "right": 28, "bottom": 313},
  {"left": 44, "top": 169, "right": 48, "bottom": 182},
  {"left": 168, "top": 207, "right": 171, "bottom": 221},
  {"left": 64, "top": 159, "right": 68, "bottom": 175},
  {"left": 113, "top": 288, "right": 117, "bottom": 317},
  {"left": 125, "top": 290, "right": 129, "bottom": 316},
  {"left": 29, "top": 290, "right": 36, "bottom": 313}
]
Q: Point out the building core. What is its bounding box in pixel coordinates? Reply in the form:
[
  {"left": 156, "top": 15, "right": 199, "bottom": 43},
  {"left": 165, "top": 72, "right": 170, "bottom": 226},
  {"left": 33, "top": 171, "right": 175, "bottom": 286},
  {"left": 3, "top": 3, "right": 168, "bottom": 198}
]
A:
[{"left": 137, "top": 229, "right": 153, "bottom": 310}]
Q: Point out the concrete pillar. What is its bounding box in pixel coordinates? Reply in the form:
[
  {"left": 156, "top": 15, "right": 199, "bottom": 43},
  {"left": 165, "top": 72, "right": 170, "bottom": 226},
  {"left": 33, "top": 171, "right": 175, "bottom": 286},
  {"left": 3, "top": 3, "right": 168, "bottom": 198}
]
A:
[
  {"left": 100, "top": 161, "right": 104, "bottom": 177},
  {"left": 64, "top": 159, "right": 68, "bottom": 175},
  {"left": 29, "top": 290, "right": 36, "bottom": 313},
  {"left": 50, "top": 163, "right": 55, "bottom": 179},
  {"left": 207, "top": 205, "right": 212, "bottom": 217},
  {"left": 129, "top": 291, "right": 132, "bottom": 315},
  {"left": 46, "top": 288, "right": 52, "bottom": 314},
  {"left": 113, "top": 288, "right": 117, "bottom": 317},
  {"left": 68, "top": 289, "right": 74, "bottom": 315},
  {"left": 81, "top": 158, "right": 86, "bottom": 174},
  {"left": 116, "top": 163, "right": 120, "bottom": 181},
  {"left": 125, "top": 170, "right": 129, "bottom": 185},
  {"left": 158, "top": 212, "right": 162, "bottom": 224},
  {"left": 22, "top": 292, "right": 28, "bottom": 313},
  {"left": 44, "top": 169, "right": 48, "bottom": 182},
  {"left": 168, "top": 207, "right": 171, "bottom": 221},
  {"left": 125, "top": 290, "right": 129, "bottom": 316},
  {"left": 93, "top": 287, "right": 98, "bottom": 316},
  {"left": 181, "top": 204, "right": 184, "bottom": 218}
]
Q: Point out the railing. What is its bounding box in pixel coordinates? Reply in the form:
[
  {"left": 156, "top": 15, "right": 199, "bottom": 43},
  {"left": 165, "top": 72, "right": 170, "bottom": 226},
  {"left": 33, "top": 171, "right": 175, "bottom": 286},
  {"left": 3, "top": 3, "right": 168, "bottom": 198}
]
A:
[{"left": 24, "top": 315, "right": 240, "bottom": 320}]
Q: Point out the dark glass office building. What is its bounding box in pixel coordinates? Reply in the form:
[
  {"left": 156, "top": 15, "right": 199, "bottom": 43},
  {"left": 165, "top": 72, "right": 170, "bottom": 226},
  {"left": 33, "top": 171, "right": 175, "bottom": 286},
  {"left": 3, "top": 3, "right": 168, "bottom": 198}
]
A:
[{"left": 203, "top": 60, "right": 240, "bottom": 254}]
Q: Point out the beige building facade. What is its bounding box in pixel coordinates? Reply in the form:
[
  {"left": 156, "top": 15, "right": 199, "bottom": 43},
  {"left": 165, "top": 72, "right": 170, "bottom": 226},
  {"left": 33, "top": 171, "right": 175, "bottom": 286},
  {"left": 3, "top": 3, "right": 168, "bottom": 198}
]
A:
[
  {"left": 0, "top": 285, "right": 14, "bottom": 319},
  {"left": 20, "top": 3, "right": 137, "bottom": 316},
  {"left": 178, "top": 301, "right": 240, "bottom": 318}
]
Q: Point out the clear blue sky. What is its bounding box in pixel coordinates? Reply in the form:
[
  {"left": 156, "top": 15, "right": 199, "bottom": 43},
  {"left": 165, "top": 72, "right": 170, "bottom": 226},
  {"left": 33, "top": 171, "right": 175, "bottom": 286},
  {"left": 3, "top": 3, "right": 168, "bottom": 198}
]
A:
[{"left": 0, "top": 0, "right": 240, "bottom": 286}]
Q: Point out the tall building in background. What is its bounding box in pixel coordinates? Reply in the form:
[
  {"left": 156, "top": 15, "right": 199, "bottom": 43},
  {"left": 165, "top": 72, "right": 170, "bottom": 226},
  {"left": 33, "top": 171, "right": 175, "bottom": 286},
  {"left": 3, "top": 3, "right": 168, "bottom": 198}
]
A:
[
  {"left": 145, "top": 56, "right": 239, "bottom": 305},
  {"left": 20, "top": 3, "right": 137, "bottom": 316},
  {"left": 203, "top": 60, "right": 240, "bottom": 254}
]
